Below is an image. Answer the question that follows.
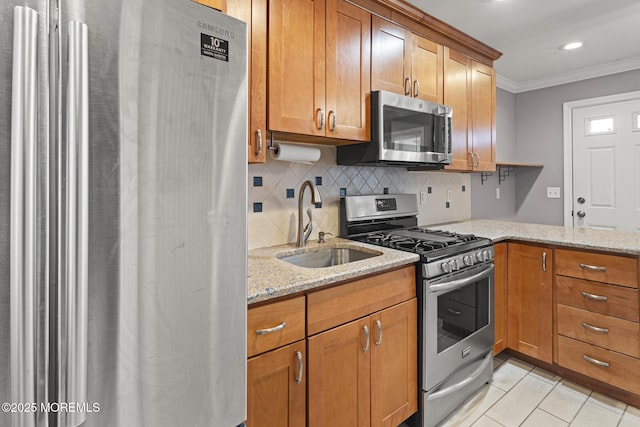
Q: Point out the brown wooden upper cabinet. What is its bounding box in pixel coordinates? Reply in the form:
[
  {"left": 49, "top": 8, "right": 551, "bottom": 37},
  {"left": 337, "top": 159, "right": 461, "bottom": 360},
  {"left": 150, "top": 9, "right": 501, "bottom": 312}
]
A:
[
  {"left": 371, "top": 17, "right": 443, "bottom": 103},
  {"left": 444, "top": 47, "right": 496, "bottom": 172},
  {"left": 268, "top": 0, "right": 371, "bottom": 141},
  {"left": 227, "top": 0, "right": 268, "bottom": 163}
]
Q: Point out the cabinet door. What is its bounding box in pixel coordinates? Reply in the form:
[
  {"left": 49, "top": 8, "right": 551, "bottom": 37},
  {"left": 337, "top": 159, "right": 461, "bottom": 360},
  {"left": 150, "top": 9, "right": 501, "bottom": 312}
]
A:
[
  {"left": 411, "top": 36, "right": 443, "bottom": 103},
  {"left": 471, "top": 61, "right": 496, "bottom": 171},
  {"left": 493, "top": 243, "right": 508, "bottom": 355},
  {"left": 443, "top": 47, "right": 472, "bottom": 171},
  {"left": 269, "top": 0, "right": 325, "bottom": 135},
  {"left": 507, "top": 244, "right": 553, "bottom": 363},
  {"left": 247, "top": 340, "right": 306, "bottom": 427},
  {"left": 308, "top": 317, "right": 371, "bottom": 427},
  {"left": 227, "top": 0, "right": 267, "bottom": 163},
  {"left": 371, "top": 16, "right": 411, "bottom": 96},
  {"left": 371, "top": 299, "right": 418, "bottom": 427},
  {"left": 325, "top": 0, "right": 371, "bottom": 141}
]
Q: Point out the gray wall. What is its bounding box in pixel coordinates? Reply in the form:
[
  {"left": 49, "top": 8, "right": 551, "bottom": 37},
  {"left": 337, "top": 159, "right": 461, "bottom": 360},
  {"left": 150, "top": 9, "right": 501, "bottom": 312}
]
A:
[
  {"left": 471, "top": 88, "right": 518, "bottom": 220},
  {"left": 472, "top": 69, "right": 640, "bottom": 225},
  {"left": 514, "top": 69, "right": 640, "bottom": 225}
]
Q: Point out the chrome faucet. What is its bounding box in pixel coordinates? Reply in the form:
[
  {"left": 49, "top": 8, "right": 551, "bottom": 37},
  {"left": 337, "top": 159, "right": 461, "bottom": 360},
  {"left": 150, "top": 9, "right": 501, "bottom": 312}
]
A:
[{"left": 297, "top": 180, "right": 322, "bottom": 247}]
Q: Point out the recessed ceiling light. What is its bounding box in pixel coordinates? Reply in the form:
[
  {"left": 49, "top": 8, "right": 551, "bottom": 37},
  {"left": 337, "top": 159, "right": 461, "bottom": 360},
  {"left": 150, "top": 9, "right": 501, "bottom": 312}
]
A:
[{"left": 562, "top": 41, "right": 583, "bottom": 50}]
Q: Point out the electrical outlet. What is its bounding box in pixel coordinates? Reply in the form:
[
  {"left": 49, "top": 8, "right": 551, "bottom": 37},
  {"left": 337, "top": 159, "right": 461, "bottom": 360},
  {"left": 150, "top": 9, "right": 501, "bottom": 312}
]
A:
[
  {"left": 447, "top": 189, "right": 453, "bottom": 203},
  {"left": 496, "top": 188, "right": 500, "bottom": 199},
  {"left": 547, "top": 187, "right": 561, "bottom": 199},
  {"left": 420, "top": 191, "right": 426, "bottom": 205}
]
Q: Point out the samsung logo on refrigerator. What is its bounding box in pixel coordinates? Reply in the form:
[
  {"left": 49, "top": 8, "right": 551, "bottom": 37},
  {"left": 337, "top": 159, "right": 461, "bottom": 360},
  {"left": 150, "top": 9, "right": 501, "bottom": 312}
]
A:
[{"left": 197, "top": 21, "right": 235, "bottom": 38}]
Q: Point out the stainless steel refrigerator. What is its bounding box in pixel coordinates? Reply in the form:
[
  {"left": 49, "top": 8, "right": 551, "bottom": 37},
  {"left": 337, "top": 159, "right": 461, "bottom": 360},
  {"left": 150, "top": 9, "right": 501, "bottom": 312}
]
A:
[{"left": 1, "top": 1, "right": 248, "bottom": 426}]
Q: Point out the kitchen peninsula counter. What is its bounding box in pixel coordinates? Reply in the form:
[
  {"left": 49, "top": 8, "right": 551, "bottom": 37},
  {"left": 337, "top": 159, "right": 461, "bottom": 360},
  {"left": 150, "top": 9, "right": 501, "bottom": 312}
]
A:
[
  {"left": 248, "top": 238, "right": 419, "bottom": 304},
  {"left": 435, "top": 219, "right": 640, "bottom": 255}
]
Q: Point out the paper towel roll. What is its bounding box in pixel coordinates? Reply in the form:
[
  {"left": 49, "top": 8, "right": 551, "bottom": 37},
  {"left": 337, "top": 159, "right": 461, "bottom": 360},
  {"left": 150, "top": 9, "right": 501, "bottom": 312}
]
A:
[{"left": 270, "top": 142, "right": 321, "bottom": 164}]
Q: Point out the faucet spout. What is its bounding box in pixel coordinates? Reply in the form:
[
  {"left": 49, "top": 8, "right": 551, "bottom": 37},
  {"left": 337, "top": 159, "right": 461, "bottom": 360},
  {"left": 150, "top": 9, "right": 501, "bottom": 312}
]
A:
[{"left": 297, "top": 180, "right": 322, "bottom": 247}]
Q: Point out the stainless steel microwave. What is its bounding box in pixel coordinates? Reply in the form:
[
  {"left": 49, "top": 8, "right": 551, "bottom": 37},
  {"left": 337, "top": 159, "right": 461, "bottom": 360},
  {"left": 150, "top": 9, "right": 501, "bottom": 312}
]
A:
[{"left": 337, "top": 90, "right": 452, "bottom": 168}]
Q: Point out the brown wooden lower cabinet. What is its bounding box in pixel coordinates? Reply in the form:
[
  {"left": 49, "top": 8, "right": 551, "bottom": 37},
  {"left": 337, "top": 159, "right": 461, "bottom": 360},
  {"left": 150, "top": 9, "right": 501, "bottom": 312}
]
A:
[
  {"left": 308, "top": 299, "right": 418, "bottom": 427},
  {"left": 507, "top": 243, "right": 553, "bottom": 363},
  {"left": 247, "top": 340, "right": 306, "bottom": 427}
]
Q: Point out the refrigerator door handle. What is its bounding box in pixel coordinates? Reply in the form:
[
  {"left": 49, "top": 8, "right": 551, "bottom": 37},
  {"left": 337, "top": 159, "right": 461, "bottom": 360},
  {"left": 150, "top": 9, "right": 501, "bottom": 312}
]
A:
[
  {"left": 61, "top": 20, "right": 89, "bottom": 427},
  {"left": 10, "top": 6, "right": 39, "bottom": 425}
]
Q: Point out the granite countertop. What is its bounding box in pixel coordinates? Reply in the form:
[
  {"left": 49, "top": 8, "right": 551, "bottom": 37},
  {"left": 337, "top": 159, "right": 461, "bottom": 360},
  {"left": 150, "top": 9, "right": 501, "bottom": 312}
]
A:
[
  {"left": 434, "top": 219, "right": 640, "bottom": 255},
  {"left": 248, "top": 220, "right": 640, "bottom": 304},
  {"left": 248, "top": 238, "right": 419, "bottom": 304}
]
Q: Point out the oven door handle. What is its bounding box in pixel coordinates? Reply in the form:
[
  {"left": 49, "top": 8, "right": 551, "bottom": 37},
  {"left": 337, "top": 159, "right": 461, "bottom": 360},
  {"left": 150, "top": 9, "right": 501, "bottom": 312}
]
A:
[
  {"left": 429, "top": 265, "right": 494, "bottom": 294},
  {"left": 426, "top": 351, "right": 493, "bottom": 401}
]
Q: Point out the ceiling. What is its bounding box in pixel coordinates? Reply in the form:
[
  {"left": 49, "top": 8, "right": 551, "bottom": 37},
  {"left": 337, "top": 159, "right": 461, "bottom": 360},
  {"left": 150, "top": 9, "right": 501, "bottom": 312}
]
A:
[{"left": 405, "top": 0, "right": 640, "bottom": 93}]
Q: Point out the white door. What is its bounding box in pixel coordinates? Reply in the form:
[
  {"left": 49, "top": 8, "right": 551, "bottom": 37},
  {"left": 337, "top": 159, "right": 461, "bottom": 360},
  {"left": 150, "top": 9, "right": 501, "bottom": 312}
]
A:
[{"left": 572, "top": 99, "right": 640, "bottom": 230}]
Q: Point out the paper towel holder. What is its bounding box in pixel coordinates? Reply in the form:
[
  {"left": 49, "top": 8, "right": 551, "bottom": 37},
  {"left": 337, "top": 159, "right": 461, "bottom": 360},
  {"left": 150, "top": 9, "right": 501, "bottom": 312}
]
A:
[{"left": 267, "top": 132, "right": 278, "bottom": 153}]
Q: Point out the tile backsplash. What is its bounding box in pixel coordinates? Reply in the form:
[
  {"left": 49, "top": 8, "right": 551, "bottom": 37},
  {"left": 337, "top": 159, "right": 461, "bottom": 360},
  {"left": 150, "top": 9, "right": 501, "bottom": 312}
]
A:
[{"left": 248, "top": 145, "right": 470, "bottom": 249}]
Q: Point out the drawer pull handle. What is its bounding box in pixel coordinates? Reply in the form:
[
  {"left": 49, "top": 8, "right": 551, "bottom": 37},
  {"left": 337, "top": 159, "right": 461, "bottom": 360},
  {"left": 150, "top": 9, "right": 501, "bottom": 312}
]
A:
[
  {"left": 375, "top": 320, "right": 382, "bottom": 346},
  {"left": 583, "top": 354, "right": 610, "bottom": 368},
  {"left": 579, "top": 263, "right": 607, "bottom": 272},
  {"left": 447, "top": 308, "right": 463, "bottom": 316},
  {"left": 363, "top": 325, "right": 370, "bottom": 353},
  {"left": 580, "top": 291, "right": 608, "bottom": 302},
  {"left": 256, "top": 321, "right": 287, "bottom": 335},
  {"left": 582, "top": 322, "right": 609, "bottom": 334},
  {"left": 295, "top": 351, "right": 303, "bottom": 384}
]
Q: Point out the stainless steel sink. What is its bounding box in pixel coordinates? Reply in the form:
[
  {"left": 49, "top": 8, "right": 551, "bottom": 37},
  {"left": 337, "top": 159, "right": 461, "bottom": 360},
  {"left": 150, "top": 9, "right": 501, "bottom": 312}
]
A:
[{"left": 279, "top": 247, "right": 381, "bottom": 268}]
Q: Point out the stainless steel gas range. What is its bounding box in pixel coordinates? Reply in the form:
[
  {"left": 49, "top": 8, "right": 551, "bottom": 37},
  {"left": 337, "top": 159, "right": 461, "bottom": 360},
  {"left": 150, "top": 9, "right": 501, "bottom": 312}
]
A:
[{"left": 340, "top": 194, "right": 495, "bottom": 427}]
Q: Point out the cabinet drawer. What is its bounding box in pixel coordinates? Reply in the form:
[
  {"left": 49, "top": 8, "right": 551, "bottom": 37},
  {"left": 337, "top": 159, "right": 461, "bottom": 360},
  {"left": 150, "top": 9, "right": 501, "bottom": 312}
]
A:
[
  {"left": 557, "top": 304, "right": 640, "bottom": 358},
  {"left": 556, "top": 276, "right": 639, "bottom": 322},
  {"left": 555, "top": 249, "right": 638, "bottom": 288},
  {"left": 307, "top": 266, "right": 415, "bottom": 335},
  {"left": 557, "top": 335, "right": 640, "bottom": 395},
  {"left": 248, "top": 296, "right": 305, "bottom": 357}
]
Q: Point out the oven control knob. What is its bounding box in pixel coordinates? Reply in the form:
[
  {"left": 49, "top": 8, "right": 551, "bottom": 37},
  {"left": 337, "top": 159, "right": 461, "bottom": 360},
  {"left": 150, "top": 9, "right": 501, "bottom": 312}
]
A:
[
  {"left": 482, "top": 250, "right": 491, "bottom": 261},
  {"left": 476, "top": 251, "right": 484, "bottom": 262},
  {"left": 463, "top": 255, "right": 473, "bottom": 266},
  {"left": 452, "top": 259, "right": 460, "bottom": 270},
  {"left": 440, "top": 262, "right": 451, "bottom": 273}
]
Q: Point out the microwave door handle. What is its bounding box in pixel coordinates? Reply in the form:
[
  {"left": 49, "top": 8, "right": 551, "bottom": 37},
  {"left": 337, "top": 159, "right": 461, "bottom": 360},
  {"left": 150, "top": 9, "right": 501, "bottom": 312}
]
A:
[{"left": 428, "top": 265, "right": 494, "bottom": 294}]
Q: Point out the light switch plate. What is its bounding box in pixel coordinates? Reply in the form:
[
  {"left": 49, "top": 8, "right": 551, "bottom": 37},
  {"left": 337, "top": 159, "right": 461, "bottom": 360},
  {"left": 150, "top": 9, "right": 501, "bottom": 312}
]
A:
[
  {"left": 447, "top": 190, "right": 453, "bottom": 203},
  {"left": 547, "top": 187, "right": 561, "bottom": 199}
]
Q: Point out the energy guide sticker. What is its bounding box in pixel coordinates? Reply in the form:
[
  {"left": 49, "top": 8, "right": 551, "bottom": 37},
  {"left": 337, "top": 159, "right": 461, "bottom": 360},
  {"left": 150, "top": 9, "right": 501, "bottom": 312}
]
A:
[{"left": 201, "top": 33, "right": 229, "bottom": 61}]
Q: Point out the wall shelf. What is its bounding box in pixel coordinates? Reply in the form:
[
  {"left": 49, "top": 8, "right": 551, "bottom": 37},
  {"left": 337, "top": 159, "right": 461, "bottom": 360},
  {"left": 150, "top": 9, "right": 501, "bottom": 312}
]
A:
[{"left": 479, "top": 162, "right": 543, "bottom": 185}]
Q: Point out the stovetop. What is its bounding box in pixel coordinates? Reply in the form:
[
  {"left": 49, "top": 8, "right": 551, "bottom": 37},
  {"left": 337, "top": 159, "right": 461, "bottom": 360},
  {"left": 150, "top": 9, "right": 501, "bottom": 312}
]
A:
[{"left": 357, "top": 227, "right": 492, "bottom": 263}]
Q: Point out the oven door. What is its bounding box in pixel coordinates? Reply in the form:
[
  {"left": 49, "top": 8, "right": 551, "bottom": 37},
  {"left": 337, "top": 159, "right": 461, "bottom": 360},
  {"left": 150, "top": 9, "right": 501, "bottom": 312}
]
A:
[{"left": 423, "top": 263, "right": 494, "bottom": 391}]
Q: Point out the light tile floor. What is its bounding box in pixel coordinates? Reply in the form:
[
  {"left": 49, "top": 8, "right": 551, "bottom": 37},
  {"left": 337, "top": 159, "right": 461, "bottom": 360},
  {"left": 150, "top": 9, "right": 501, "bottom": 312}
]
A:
[{"left": 435, "top": 352, "right": 640, "bottom": 427}]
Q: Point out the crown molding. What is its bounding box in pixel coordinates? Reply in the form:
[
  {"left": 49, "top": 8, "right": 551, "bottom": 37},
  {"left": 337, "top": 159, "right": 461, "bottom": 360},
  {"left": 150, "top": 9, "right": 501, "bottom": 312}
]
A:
[
  {"left": 497, "top": 56, "right": 640, "bottom": 94},
  {"left": 495, "top": 74, "right": 518, "bottom": 93}
]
